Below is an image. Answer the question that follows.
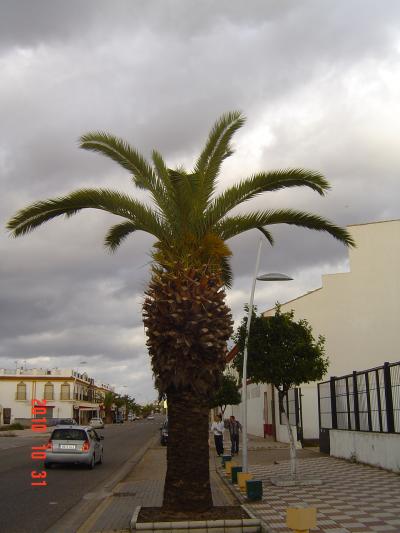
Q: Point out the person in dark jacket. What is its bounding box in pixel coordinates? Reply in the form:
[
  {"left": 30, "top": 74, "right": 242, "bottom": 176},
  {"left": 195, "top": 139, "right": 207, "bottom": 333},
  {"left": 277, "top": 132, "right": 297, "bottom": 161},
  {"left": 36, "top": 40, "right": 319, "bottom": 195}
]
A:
[{"left": 228, "top": 415, "right": 242, "bottom": 455}]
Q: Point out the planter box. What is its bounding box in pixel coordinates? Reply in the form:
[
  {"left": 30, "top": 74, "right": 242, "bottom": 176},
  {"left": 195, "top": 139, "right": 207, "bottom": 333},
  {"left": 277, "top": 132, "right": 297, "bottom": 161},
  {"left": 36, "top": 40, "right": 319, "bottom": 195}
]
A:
[{"left": 130, "top": 506, "right": 261, "bottom": 532}]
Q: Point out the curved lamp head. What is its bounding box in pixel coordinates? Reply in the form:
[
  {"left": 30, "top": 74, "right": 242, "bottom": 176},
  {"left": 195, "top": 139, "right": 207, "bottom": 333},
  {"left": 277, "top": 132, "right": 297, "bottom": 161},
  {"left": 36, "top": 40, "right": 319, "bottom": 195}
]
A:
[{"left": 256, "top": 272, "right": 293, "bottom": 281}]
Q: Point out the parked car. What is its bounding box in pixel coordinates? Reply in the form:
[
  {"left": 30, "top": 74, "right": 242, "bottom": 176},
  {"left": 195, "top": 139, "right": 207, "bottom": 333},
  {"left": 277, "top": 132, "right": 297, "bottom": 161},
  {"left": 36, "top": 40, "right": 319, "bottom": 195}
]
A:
[
  {"left": 45, "top": 426, "right": 104, "bottom": 469},
  {"left": 160, "top": 419, "right": 168, "bottom": 446},
  {"left": 89, "top": 417, "right": 104, "bottom": 429},
  {"left": 56, "top": 418, "right": 77, "bottom": 426},
  {"left": 147, "top": 415, "right": 155, "bottom": 420}
]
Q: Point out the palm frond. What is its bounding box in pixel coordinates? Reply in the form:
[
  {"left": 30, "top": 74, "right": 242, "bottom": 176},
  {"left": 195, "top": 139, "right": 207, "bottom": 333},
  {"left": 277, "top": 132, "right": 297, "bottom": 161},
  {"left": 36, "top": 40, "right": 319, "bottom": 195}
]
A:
[
  {"left": 104, "top": 221, "right": 139, "bottom": 252},
  {"left": 204, "top": 169, "right": 330, "bottom": 229},
  {"left": 195, "top": 111, "right": 244, "bottom": 174},
  {"left": 80, "top": 132, "right": 155, "bottom": 191},
  {"left": 195, "top": 111, "right": 245, "bottom": 208},
  {"left": 80, "top": 133, "right": 176, "bottom": 221},
  {"left": 152, "top": 150, "right": 175, "bottom": 196},
  {"left": 220, "top": 256, "right": 233, "bottom": 289},
  {"left": 256, "top": 227, "right": 274, "bottom": 245},
  {"left": 216, "top": 209, "right": 356, "bottom": 247},
  {"left": 7, "top": 188, "right": 166, "bottom": 240}
]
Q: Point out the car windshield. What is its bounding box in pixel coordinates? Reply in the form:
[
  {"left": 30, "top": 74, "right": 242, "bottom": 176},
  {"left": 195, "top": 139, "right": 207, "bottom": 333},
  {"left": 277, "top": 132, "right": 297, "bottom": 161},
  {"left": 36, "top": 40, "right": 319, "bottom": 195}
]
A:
[
  {"left": 52, "top": 429, "right": 87, "bottom": 441},
  {"left": 59, "top": 419, "right": 74, "bottom": 424}
]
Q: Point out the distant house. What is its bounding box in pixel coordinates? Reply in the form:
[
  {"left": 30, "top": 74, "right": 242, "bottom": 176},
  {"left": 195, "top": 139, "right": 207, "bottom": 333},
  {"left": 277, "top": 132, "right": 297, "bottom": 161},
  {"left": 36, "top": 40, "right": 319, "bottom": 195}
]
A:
[
  {"left": 226, "top": 219, "right": 400, "bottom": 443},
  {"left": 0, "top": 367, "right": 113, "bottom": 426}
]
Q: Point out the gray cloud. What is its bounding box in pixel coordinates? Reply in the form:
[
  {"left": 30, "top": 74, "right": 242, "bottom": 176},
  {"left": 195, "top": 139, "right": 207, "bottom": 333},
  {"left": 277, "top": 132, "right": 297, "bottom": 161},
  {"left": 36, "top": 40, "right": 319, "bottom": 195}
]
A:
[{"left": 1, "top": 0, "right": 399, "bottom": 400}]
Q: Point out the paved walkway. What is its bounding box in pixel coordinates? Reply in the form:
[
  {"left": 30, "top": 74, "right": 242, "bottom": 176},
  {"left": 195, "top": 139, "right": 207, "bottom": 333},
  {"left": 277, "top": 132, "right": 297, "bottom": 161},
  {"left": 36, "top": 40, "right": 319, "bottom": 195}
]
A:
[
  {"left": 218, "top": 447, "right": 400, "bottom": 532},
  {"left": 79, "top": 441, "right": 236, "bottom": 532},
  {"left": 0, "top": 430, "right": 50, "bottom": 450}
]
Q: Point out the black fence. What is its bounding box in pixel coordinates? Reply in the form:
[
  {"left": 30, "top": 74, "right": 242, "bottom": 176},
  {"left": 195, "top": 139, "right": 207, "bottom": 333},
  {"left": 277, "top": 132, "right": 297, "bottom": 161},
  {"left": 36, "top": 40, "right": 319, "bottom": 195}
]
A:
[{"left": 318, "top": 361, "right": 400, "bottom": 452}]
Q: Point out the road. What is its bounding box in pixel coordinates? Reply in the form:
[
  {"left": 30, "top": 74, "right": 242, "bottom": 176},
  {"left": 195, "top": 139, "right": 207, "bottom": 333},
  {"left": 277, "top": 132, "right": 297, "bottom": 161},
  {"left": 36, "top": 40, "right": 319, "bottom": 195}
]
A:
[{"left": 0, "top": 418, "right": 160, "bottom": 533}]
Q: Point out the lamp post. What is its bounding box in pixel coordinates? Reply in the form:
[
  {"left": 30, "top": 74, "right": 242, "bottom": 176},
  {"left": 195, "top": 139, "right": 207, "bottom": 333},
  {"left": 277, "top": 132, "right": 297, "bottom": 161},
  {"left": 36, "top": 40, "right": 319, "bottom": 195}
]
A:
[
  {"left": 74, "top": 361, "right": 86, "bottom": 424},
  {"left": 242, "top": 238, "right": 293, "bottom": 473}
]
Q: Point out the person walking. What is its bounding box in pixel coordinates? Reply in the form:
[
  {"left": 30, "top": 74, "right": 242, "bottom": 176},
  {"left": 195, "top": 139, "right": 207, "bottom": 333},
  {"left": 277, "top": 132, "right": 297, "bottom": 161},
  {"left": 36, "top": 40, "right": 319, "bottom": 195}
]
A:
[
  {"left": 210, "top": 413, "right": 224, "bottom": 456},
  {"left": 228, "top": 415, "right": 242, "bottom": 455}
]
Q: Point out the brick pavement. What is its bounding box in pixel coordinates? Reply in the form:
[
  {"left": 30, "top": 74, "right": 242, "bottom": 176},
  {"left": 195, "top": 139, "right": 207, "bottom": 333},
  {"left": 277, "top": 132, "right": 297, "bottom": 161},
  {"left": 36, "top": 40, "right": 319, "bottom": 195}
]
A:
[
  {"left": 80, "top": 441, "right": 236, "bottom": 532},
  {"left": 219, "top": 452, "right": 400, "bottom": 532}
]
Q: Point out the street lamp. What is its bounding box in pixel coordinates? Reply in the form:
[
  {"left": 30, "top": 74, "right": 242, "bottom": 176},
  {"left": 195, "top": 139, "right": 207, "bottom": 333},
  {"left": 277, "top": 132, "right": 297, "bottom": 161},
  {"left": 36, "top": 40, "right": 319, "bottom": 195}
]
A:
[
  {"left": 74, "top": 361, "right": 87, "bottom": 424},
  {"left": 241, "top": 238, "right": 293, "bottom": 473}
]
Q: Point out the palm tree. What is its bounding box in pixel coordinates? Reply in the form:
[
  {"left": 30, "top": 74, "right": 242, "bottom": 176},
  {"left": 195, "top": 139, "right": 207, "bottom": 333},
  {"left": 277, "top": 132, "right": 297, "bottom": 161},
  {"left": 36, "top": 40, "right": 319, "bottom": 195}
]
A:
[
  {"left": 103, "top": 391, "right": 115, "bottom": 424},
  {"left": 7, "top": 111, "right": 354, "bottom": 512}
]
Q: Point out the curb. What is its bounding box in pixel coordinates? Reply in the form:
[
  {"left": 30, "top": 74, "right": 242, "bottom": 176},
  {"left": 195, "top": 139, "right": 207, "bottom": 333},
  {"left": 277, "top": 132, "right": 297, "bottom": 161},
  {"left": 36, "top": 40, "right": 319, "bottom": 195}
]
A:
[
  {"left": 45, "top": 431, "right": 159, "bottom": 533},
  {"left": 130, "top": 503, "right": 261, "bottom": 531}
]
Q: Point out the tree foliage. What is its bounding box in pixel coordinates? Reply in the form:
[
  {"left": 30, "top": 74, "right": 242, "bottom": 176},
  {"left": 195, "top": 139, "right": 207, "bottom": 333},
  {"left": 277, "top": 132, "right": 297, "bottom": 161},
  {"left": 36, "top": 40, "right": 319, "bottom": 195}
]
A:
[
  {"left": 209, "top": 373, "right": 241, "bottom": 414},
  {"left": 7, "top": 111, "right": 355, "bottom": 291},
  {"left": 233, "top": 304, "right": 329, "bottom": 394}
]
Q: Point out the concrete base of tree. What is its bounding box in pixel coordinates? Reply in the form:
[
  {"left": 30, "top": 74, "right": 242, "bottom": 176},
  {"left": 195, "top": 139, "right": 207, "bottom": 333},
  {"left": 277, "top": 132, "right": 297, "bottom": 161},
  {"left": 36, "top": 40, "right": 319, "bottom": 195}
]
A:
[{"left": 130, "top": 505, "right": 261, "bottom": 531}]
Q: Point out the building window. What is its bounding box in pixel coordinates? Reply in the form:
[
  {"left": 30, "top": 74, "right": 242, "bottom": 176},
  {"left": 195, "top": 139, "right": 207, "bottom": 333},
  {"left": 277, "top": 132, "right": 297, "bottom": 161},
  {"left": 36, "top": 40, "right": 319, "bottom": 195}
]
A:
[
  {"left": 44, "top": 382, "right": 54, "bottom": 400},
  {"left": 16, "top": 381, "right": 27, "bottom": 400},
  {"left": 60, "top": 382, "right": 70, "bottom": 400}
]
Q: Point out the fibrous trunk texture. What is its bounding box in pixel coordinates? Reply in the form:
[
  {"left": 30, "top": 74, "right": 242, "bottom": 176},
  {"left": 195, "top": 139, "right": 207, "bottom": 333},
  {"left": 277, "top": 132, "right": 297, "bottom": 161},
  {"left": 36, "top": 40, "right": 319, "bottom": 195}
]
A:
[
  {"left": 143, "top": 266, "right": 233, "bottom": 511},
  {"left": 163, "top": 390, "right": 211, "bottom": 511}
]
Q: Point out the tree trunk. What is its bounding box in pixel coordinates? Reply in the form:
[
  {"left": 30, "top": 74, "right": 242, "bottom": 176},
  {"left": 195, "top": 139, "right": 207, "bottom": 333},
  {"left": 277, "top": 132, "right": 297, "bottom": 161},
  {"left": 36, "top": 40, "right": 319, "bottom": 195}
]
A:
[
  {"left": 278, "top": 389, "right": 297, "bottom": 479},
  {"left": 163, "top": 389, "right": 212, "bottom": 512}
]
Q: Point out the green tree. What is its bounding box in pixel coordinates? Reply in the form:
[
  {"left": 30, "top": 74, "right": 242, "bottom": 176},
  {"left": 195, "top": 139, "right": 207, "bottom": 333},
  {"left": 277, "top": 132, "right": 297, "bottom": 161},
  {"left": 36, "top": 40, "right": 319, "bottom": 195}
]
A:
[
  {"left": 103, "top": 391, "right": 115, "bottom": 424},
  {"left": 210, "top": 373, "right": 241, "bottom": 415},
  {"left": 233, "top": 304, "right": 328, "bottom": 478},
  {"left": 140, "top": 403, "right": 155, "bottom": 418},
  {"left": 7, "top": 111, "right": 353, "bottom": 512}
]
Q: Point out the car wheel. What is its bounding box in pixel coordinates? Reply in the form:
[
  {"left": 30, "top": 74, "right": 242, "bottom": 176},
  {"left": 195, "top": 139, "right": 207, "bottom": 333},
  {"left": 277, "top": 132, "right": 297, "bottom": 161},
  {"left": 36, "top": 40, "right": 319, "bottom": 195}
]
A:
[
  {"left": 88, "top": 455, "right": 95, "bottom": 470},
  {"left": 44, "top": 462, "right": 52, "bottom": 469}
]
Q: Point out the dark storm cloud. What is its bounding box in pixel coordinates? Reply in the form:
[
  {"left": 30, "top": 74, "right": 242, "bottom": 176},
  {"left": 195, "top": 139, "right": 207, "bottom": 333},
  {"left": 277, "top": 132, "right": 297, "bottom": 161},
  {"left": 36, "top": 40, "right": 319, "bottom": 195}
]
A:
[{"left": 1, "top": 0, "right": 399, "bottom": 399}]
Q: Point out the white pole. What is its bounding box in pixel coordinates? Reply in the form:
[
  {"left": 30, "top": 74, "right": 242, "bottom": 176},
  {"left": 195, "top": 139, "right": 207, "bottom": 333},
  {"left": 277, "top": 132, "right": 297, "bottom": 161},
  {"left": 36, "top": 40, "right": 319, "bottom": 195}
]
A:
[{"left": 242, "top": 237, "right": 263, "bottom": 473}]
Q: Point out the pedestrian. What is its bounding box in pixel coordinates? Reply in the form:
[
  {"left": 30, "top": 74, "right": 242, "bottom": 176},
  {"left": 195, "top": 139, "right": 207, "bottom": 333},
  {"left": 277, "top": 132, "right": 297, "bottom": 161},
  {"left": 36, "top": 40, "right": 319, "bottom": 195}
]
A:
[
  {"left": 228, "top": 415, "right": 242, "bottom": 455},
  {"left": 210, "top": 413, "right": 224, "bottom": 456}
]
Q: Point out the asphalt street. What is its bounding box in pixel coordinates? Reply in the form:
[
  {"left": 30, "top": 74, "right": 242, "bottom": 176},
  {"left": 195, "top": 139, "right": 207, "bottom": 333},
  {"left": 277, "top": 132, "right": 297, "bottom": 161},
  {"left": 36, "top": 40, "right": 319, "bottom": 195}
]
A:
[{"left": 0, "top": 418, "right": 161, "bottom": 533}]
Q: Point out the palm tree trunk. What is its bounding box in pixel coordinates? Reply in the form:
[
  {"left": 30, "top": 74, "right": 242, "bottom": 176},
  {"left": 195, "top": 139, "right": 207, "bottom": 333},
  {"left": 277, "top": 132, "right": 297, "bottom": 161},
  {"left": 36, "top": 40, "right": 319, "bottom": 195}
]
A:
[{"left": 163, "top": 389, "right": 212, "bottom": 512}]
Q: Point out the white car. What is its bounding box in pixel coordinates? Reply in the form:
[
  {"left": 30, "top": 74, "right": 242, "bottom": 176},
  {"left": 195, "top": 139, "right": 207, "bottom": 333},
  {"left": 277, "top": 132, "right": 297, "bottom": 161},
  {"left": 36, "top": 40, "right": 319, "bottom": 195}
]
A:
[
  {"left": 45, "top": 426, "right": 104, "bottom": 469},
  {"left": 89, "top": 417, "right": 104, "bottom": 429}
]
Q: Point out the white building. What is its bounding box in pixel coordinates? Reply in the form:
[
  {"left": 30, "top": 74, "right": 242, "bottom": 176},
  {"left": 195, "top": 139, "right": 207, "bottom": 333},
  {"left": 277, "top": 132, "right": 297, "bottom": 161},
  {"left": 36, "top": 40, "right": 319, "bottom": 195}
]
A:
[
  {"left": 0, "top": 367, "right": 113, "bottom": 426},
  {"left": 227, "top": 219, "right": 400, "bottom": 443}
]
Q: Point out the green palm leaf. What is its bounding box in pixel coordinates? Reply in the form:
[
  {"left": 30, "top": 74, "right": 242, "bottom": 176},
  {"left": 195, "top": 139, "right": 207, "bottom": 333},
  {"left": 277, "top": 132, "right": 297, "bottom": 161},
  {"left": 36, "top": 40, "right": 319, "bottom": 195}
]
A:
[
  {"left": 195, "top": 111, "right": 245, "bottom": 208},
  {"left": 204, "top": 169, "right": 330, "bottom": 229},
  {"left": 80, "top": 132, "right": 155, "bottom": 190},
  {"left": 7, "top": 188, "right": 166, "bottom": 240},
  {"left": 216, "top": 209, "right": 355, "bottom": 246}
]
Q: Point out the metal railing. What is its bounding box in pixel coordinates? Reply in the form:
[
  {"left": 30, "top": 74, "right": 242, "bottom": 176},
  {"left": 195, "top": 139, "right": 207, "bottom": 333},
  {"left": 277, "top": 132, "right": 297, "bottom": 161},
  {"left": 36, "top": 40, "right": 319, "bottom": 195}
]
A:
[{"left": 318, "top": 361, "right": 400, "bottom": 434}]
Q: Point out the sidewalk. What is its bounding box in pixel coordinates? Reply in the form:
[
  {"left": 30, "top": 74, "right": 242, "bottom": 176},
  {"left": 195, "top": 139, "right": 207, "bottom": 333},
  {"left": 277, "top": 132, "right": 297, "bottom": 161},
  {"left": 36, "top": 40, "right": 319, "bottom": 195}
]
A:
[
  {"left": 218, "top": 439, "right": 400, "bottom": 532},
  {"left": 0, "top": 428, "right": 51, "bottom": 451},
  {"left": 78, "top": 438, "right": 237, "bottom": 532},
  {"left": 0, "top": 428, "right": 51, "bottom": 437}
]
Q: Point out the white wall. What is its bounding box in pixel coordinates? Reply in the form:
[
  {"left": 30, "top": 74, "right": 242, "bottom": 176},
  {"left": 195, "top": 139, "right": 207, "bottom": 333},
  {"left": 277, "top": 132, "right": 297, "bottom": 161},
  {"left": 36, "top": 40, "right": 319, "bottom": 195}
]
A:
[
  {"left": 330, "top": 429, "right": 400, "bottom": 473},
  {"left": 0, "top": 379, "right": 75, "bottom": 424},
  {"left": 300, "top": 384, "right": 319, "bottom": 440},
  {"left": 263, "top": 220, "right": 400, "bottom": 439}
]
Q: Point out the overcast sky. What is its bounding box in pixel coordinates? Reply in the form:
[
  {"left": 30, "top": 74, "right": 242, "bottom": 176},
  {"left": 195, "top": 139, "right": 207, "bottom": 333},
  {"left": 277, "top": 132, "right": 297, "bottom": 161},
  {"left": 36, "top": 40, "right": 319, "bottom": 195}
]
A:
[{"left": 1, "top": 0, "right": 399, "bottom": 403}]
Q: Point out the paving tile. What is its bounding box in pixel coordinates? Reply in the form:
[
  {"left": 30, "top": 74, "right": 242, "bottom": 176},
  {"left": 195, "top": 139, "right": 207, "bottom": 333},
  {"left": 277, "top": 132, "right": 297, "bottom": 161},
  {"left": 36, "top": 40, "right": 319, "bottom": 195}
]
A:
[{"left": 228, "top": 454, "right": 400, "bottom": 533}]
